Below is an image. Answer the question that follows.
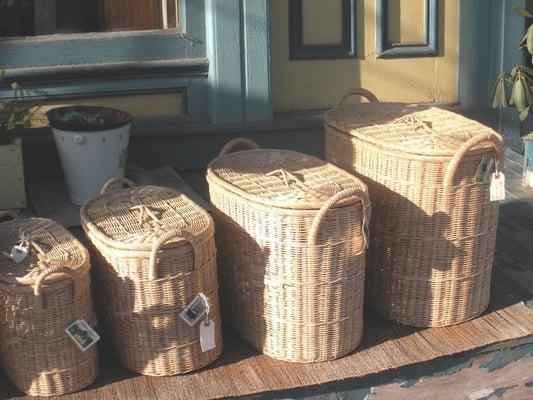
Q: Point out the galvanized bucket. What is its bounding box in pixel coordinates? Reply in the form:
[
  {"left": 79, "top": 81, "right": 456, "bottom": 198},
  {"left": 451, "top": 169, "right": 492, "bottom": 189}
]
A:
[{"left": 47, "top": 106, "right": 131, "bottom": 205}]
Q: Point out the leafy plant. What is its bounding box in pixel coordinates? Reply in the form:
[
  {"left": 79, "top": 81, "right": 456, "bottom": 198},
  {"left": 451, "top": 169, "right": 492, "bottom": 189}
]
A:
[
  {"left": 0, "top": 72, "right": 49, "bottom": 145},
  {"left": 491, "top": 6, "right": 533, "bottom": 123}
]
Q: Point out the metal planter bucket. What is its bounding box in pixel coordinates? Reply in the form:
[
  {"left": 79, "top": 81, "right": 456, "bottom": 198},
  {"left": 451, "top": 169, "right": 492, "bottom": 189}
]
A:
[
  {"left": 523, "top": 134, "right": 533, "bottom": 188},
  {"left": 47, "top": 106, "right": 132, "bottom": 206}
]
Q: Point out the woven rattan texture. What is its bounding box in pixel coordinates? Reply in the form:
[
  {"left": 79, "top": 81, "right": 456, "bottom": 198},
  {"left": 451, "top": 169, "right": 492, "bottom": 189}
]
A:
[
  {"left": 208, "top": 149, "right": 363, "bottom": 209},
  {"left": 207, "top": 146, "right": 369, "bottom": 363},
  {"left": 0, "top": 218, "right": 97, "bottom": 396},
  {"left": 325, "top": 103, "right": 496, "bottom": 156},
  {"left": 81, "top": 186, "right": 211, "bottom": 248},
  {"left": 325, "top": 102, "right": 503, "bottom": 327},
  {"left": 81, "top": 185, "right": 222, "bottom": 376}
]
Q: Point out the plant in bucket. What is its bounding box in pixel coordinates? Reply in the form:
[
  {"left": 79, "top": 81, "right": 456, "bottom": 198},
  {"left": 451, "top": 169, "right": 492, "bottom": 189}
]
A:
[
  {"left": 46, "top": 105, "right": 132, "bottom": 205},
  {"left": 0, "top": 75, "right": 44, "bottom": 210},
  {"left": 490, "top": 6, "right": 533, "bottom": 188}
]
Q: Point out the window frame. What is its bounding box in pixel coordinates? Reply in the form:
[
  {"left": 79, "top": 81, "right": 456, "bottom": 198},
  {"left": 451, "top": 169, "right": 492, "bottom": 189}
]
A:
[{"left": 0, "top": 0, "right": 206, "bottom": 79}]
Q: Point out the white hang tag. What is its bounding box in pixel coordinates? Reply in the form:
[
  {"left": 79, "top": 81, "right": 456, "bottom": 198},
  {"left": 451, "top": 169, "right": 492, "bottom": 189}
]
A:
[
  {"left": 9, "top": 244, "right": 29, "bottom": 263},
  {"left": 180, "top": 293, "right": 210, "bottom": 327},
  {"left": 65, "top": 319, "right": 100, "bottom": 352},
  {"left": 199, "top": 319, "right": 216, "bottom": 352},
  {"left": 489, "top": 172, "right": 506, "bottom": 202}
]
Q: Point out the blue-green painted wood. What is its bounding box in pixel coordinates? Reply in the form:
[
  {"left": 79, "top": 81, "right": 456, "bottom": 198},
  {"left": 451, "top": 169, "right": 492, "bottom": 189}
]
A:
[
  {"left": 181, "top": 0, "right": 207, "bottom": 59},
  {"left": 186, "top": 78, "right": 209, "bottom": 116},
  {"left": 458, "top": 0, "right": 524, "bottom": 150},
  {"left": 288, "top": 0, "right": 357, "bottom": 60},
  {"left": 376, "top": 0, "right": 437, "bottom": 58},
  {"left": 524, "top": 139, "right": 533, "bottom": 174},
  {"left": 0, "top": 77, "right": 192, "bottom": 100},
  {"left": 0, "top": 31, "right": 197, "bottom": 71},
  {"left": 458, "top": 0, "right": 488, "bottom": 107},
  {"left": 242, "top": 0, "right": 272, "bottom": 120},
  {"left": 0, "top": 0, "right": 208, "bottom": 116},
  {"left": 494, "top": 0, "right": 525, "bottom": 151},
  {"left": 206, "top": 0, "right": 272, "bottom": 123}
]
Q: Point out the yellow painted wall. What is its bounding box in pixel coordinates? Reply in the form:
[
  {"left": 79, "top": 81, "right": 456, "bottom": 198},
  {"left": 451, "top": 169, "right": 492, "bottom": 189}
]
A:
[
  {"left": 28, "top": 92, "right": 183, "bottom": 127},
  {"left": 271, "top": 0, "right": 458, "bottom": 112}
]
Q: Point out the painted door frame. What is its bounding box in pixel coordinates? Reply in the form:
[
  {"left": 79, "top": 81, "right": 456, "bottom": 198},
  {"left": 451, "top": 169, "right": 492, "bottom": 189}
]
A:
[
  {"left": 458, "top": 0, "right": 525, "bottom": 147},
  {"left": 0, "top": 0, "right": 273, "bottom": 124}
]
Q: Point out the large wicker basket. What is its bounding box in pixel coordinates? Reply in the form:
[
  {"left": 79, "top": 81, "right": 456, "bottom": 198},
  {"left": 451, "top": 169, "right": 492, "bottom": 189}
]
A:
[
  {"left": 207, "top": 138, "right": 371, "bottom": 363},
  {"left": 325, "top": 88, "right": 505, "bottom": 327},
  {"left": 0, "top": 217, "right": 98, "bottom": 396},
  {"left": 80, "top": 178, "right": 222, "bottom": 376}
]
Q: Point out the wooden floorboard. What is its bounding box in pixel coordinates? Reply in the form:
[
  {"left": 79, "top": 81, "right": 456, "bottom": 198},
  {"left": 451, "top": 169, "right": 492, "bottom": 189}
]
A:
[{"left": 0, "top": 280, "right": 530, "bottom": 400}]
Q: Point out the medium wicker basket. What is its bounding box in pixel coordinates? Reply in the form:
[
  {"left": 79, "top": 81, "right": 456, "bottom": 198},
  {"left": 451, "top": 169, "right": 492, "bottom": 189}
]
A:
[
  {"left": 325, "top": 88, "right": 505, "bottom": 327},
  {"left": 207, "top": 138, "right": 371, "bottom": 363},
  {"left": 0, "top": 217, "right": 98, "bottom": 396},
  {"left": 80, "top": 178, "right": 222, "bottom": 376}
]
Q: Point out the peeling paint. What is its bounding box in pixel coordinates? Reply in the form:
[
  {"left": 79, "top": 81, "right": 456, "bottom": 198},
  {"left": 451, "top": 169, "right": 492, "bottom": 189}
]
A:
[
  {"left": 399, "top": 378, "right": 420, "bottom": 388},
  {"left": 433, "top": 359, "right": 474, "bottom": 377},
  {"left": 473, "top": 385, "right": 517, "bottom": 400},
  {"left": 526, "top": 380, "right": 533, "bottom": 387},
  {"left": 480, "top": 346, "right": 533, "bottom": 372}
]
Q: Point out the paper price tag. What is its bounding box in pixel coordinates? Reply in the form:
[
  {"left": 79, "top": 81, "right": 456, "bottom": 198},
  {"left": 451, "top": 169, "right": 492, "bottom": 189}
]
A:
[
  {"left": 66, "top": 319, "right": 100, "bottom": 352},
  {"left": 200, "top": 320, "right": 216, "bottom": 352},
  {"left": 490, "top": 172, "right": 506, "bottom": 202},
  {"left": 180, "top": 293, "right": 210, "bottom": 327}
]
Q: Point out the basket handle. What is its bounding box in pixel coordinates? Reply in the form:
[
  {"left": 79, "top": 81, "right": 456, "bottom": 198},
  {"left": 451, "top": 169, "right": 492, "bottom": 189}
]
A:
[
  {"left": 308, "top": 188, "right": 371, "bottom": 249},
  {"left": 218, "top": 138, "right": 260, "bottom": 157},
  {"left": 334, "top": 88, "right": 379, "bottom": 108},
  {"left": 149, "top": 229, "right": 202, "bottom": 282},
  {"left": 34, "top": 265, "right": 81, "bottom": 313},
  {"left": 0, "top": 210, "right": 20, "bottom": 220},
  {"left": 444, "top": 133, "right": 504, "bottom": 187},
  {"left": 100, "top": 177, "right": 137, "bottom": 194}
]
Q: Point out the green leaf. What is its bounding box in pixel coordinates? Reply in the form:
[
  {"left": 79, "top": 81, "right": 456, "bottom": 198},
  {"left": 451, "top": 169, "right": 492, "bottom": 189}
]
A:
[
  {"left": 514, "top": 6, "right": 533, "bottom": 18},
  {"left": 524, "top": 78, "right": 533, "bottom": 105},
  {"left": 491, "top": 81, "right": 502, "bottom": 108},
  {"left": 527, "top": 25, "right": 533, "bottom": 55},
  {"left": 521, "top": 65, "right": 533, "bottom": 77},
  {"left": 513, "top": 78, "right": 528, "bottom": 112},
  {"left": 520, "top": 32, "right": 528, "bottom": 49},
  {"left": 501, "top": 79, "right": 509, "bottom": 108},
  {"left": 520, "top": 106, "right": 530, "bottom": 122}
]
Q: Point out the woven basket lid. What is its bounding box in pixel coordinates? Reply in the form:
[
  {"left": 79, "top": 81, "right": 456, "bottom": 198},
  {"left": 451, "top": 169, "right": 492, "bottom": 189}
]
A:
[
  {"left": 325, "top": 103, "right": 500, "bottom": 156},
  {"left": 207, "top": 149, "right": 367, "bottom": 210},
  {"left": 0, "top": 218, "right": 89, "bottom": 286},
  {"left": 81, "top": 185, "right": 212, "bottom": 250}
]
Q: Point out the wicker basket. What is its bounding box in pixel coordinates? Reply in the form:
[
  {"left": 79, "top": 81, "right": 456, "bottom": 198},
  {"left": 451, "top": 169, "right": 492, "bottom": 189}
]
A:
[
  {"left": 80, "top": 178, "right": 222, "bottom": 376},
  {"left": 325, "top": 88, "right": 505, "bottom": 327},
  {"left": 207, "top": 138, "right": 371, "bottom": 363},
  {"left": 0, "top": 217, "right": 98, "bottom": 396}
]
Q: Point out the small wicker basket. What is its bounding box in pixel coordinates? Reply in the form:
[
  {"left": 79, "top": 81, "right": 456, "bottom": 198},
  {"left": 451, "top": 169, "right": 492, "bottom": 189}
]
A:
[
  {"left": 207, "top": 139, "right": 371, "bottom": 363},
  {"left": 80, "top": 178, "right": 222, "bottom": 376},
  {"left": 0, "top": 217, "right": 98, "bottom": 396},
  {"left": 325, "top": 88, "right": 505, "bottom": 327}
]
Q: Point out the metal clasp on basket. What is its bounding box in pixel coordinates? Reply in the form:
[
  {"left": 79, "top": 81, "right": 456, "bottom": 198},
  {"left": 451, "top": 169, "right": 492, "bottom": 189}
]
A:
[{"left": 2, "top": 230, "right": 38, "bottom": 263}]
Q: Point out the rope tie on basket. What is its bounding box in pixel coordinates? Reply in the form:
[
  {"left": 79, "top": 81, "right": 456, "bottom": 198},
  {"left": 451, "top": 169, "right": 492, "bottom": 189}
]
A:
[
  {"left": 390, "top": 114, "right": 467, "bottom": 150},
  {"left": 392, "top": 115, "right": 439, "bottom": 136},
  {"left": 266, "top": 169, "right": 342, "bottom": 201},
  {"left": 129, "top": 204, "right": 161, "bottom": 226}
]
